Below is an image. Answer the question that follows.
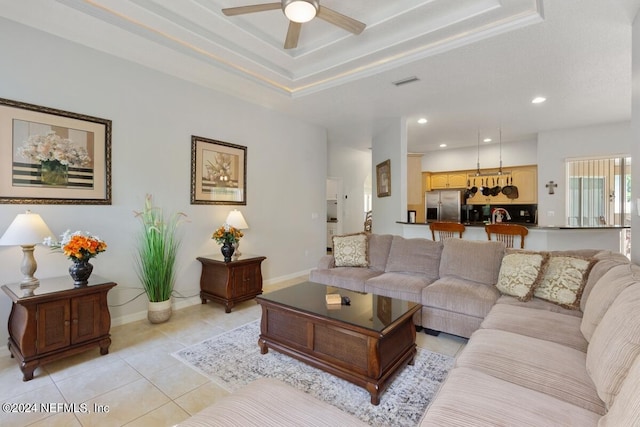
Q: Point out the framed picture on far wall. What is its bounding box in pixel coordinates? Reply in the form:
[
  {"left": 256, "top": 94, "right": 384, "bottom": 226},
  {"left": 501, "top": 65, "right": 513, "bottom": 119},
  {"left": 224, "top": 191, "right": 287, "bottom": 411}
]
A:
[
  {"left": 191, "top": 135, "right": 247, "bottom": 205},
  {"left": 376, "top": 159, "right": 391, "bottom": 197},
  {"left": 0, "top": 97, "right": 112, "bottom": 205}
]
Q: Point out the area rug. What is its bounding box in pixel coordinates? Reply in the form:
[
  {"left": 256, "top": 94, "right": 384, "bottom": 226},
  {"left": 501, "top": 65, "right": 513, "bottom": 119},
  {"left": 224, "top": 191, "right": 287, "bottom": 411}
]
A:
[{"left": 172, "top": 320, "right": 454, "bottom": 427}]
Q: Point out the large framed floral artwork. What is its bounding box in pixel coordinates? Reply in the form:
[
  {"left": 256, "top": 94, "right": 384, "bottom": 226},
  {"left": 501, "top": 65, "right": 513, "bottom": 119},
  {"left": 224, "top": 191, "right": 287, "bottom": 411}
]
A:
[
  {"left": 0, "top": 98, "right": 112, "bottom": 204},
  {"left": 191, "top": 135, "right": 247, "bottom": 205}
]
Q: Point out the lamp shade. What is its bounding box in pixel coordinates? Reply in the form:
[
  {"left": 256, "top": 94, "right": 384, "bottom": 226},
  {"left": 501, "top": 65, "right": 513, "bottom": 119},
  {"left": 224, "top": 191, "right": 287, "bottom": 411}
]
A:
[
  {"left": 283, "top": 0, "right": 318, "bottom": 23},
  {"left": 0, "top": 211, "right": 55, "bottom": 246},
  {"left": 225, "top": 209, "right": 249, "bottom": 230}
]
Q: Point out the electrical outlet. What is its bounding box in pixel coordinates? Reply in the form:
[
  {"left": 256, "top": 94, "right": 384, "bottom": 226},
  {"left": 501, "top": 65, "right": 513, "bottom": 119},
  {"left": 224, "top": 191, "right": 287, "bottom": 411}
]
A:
[{"left": 547, "top": 211, "right": 555, "bottom": 217}]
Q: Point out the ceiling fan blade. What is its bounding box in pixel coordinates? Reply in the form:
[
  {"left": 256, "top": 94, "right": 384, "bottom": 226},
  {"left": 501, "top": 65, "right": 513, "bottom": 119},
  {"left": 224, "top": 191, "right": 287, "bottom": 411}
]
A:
[
  {"left": 222, "top": 3, "right": 281, "bottom": 16},
  {"left": 317, "top": 7, "right": 366, "bottom": 34},
  {"left": 284, "top": 21, "right": 302, "bottom": 49}
]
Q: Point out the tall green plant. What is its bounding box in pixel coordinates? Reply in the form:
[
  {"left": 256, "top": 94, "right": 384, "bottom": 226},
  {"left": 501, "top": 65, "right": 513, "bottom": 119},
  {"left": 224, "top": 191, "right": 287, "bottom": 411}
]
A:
[{"left": 134, "top": 194, "right": 186, "bottom": 302}]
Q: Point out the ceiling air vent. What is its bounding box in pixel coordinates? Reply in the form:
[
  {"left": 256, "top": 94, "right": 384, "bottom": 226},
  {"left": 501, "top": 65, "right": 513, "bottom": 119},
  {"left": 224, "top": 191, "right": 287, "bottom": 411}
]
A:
[{"left": 392, "top": 76, "right": 420, "bottom": 87}]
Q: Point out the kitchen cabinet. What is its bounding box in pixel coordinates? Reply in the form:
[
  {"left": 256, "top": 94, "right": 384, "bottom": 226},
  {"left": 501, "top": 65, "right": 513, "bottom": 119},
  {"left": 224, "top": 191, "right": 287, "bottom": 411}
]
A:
[
  {"left": 407, "top": 154, "right": 423, "bottom": 205},
  {"left": 430, "top": 172, "right": 467, "bottom": 189},
  {"left": 2, "top": 276, "right": 116, "bottom": 381},
  {"left": 510, "top": 166, "right": 537, "bottom": 203}
]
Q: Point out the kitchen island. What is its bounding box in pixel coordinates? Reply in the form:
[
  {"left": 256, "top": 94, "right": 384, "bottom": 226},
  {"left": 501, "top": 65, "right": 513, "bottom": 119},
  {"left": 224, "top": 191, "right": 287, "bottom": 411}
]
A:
[{"left": 398, "top": 222, "right": 629, "bottom": 253}]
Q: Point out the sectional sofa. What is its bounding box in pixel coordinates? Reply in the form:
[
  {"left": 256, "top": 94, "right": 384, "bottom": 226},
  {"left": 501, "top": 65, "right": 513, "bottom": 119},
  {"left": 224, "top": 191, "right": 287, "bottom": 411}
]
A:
[{"left": 179, "top": 233, "right": 640, "bottom": 426}]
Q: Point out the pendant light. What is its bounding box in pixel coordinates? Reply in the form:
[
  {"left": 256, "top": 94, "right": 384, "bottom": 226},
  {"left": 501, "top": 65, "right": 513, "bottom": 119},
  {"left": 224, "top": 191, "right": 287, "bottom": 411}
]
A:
[
  {"left": 498, "top": 127, "right": 503, "bottom": 176},
  {"left": 475, "top": 129, "right": 481, "bottom": 176}
]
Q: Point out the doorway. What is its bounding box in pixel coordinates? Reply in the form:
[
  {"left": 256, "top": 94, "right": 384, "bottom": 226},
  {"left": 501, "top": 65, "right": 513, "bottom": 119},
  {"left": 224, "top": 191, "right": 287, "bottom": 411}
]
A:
[{"left": 326, "top": 177, "right": 343, "bottom": 252}]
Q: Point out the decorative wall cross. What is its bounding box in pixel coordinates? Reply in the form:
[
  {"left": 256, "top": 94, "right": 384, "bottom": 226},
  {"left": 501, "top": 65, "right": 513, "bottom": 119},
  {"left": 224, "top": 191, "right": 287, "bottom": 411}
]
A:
[{"left": 546, "top": 181, "right": 558, "bottom": 194}]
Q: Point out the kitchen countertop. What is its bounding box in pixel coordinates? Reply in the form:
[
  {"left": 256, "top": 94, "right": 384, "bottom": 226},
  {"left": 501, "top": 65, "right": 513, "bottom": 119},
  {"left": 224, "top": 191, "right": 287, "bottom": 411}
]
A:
[{"left": 396, "top": 221, "right": 629, "bottom": 230}]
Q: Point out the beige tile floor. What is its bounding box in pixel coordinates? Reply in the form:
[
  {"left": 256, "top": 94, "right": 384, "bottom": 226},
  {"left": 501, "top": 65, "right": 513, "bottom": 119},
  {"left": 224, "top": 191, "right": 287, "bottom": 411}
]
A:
[{"left": 0, "top": 276, "right": 467, "bottom": 427}]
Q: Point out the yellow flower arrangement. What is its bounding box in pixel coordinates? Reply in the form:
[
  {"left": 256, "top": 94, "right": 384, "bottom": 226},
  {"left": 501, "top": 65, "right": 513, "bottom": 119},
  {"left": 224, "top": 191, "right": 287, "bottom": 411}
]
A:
[
  {"left": 212, "top": 224, "right": 243, "bottom": 244},
  {"left": 44, "top": 230, "right": 107, "bottom": 261}
]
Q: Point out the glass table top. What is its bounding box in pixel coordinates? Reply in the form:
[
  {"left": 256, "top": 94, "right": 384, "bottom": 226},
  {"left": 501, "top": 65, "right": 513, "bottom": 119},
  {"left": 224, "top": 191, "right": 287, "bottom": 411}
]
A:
[{"left": 257, "top": 281, "right": 418, "bottom": 332}]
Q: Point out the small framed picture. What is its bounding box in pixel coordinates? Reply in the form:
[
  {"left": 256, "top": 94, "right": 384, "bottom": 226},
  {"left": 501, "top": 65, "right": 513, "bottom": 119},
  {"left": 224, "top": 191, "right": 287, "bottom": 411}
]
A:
[
  {"left": 376, "top": 159, "right": 391, "bottom": 197},
  {"left": 408, "top": 210, "right": 416, "bottom": 223},
  {"left": 191, "top": 136, "right": 247, "bottom": 205}
]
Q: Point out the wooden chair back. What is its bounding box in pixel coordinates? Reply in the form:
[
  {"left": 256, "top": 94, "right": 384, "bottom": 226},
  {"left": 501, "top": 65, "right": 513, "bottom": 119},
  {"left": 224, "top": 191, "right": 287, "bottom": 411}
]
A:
[
  {"left": 364, "top": 210, "right": 372, "bottom": 232},
  {"left": 485, "top": 223, "right": 529, "bottom": 248},
  {"left": 429, "top": 222, "right": 466, "bottom": 241}
]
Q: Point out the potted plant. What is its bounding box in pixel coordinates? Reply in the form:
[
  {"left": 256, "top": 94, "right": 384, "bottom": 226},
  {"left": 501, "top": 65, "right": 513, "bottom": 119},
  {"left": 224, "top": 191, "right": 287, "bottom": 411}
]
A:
[{"left": 134, "top": 194, "right": 186, "bottom": 323}]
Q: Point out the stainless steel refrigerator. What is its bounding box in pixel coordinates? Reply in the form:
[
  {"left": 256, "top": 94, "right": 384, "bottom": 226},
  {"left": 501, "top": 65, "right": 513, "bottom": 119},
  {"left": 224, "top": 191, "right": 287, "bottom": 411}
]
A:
[{"left": 425, "top": 190, "right": 463, "bottom": 222}]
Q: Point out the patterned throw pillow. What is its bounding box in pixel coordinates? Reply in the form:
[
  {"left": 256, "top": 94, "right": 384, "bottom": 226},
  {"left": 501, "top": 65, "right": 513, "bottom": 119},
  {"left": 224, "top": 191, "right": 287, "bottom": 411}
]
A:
[
  {"left": 534, "top": 255, "right": 596, "bottom": 309},
  {"left": 333, "top": 233, "right": 369, "bottom": 267},
  {"left": 496, "top": 251, "right": 549, "bottom": 301}
]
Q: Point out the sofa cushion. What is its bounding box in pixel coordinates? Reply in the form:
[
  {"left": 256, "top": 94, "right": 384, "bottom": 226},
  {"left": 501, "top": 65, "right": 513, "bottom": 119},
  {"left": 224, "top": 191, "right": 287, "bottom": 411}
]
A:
[
  {"left": 308, "top": 267, "right": 382, "bottom": 293},
  {"left": 495, "top": 295, "right": 583, "bottom": 317},
  {"left": 364, "top": 272, "right": 435, "bottom": 303},
  {"left": 580, "top": 251, "right": 630, "bottom": 311},
  {"left": 495, "top": 250, "right": 548, "bottom": 301},
  {"left": 419, "top": 367, "right": 601, "bottom": 427},
  {"left": 422, "top": 276, "right": 501, "bottom": 319},
  {"left": 586, "top": 282, "right": 640, "bottom": 409},
  {"left": 533, "top": 255, "right": 596, "bottom": 309},
  {"left": 177, "top": 378, "right": 367, "bottom": 427},
  {"left": 598, "top": 354, "right": 640, "bottom": 427},
  {"left": 455, "top": 329, "right": 605, "bottom": 414},
  {"left": 332, "top": 233, "right": 368, "bottom": 267},
  {"left": 367, "top": 234, "right": 394, "bottom": 272},
  {"left": 421, "top": 306, "right": 484, "bottom": 339},
  {"left": 581, "top": 263, "right": 640, "bottom": 342},
  {"left": 480, "top": 303, "right": 588, "bottom": 352},
  {"left": 438, "top": 239, "right": 505, "bottom": 286},
  {"left": 384, "top": 236, "right": 442, "bottom": 280}
]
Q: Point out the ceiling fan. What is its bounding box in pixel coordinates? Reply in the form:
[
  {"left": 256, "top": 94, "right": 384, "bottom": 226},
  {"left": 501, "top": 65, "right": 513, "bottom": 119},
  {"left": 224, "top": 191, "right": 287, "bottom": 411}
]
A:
[{"left": 222, "top": 0, "right": 366, "bottom": 49}]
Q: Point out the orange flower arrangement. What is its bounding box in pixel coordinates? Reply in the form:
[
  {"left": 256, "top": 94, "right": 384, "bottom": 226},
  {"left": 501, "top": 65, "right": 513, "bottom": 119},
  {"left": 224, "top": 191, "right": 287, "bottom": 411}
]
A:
[
  {"left": 44, "top": 230, "right": 107, "bottom": 261},
  {"left": 212, "top": 224, "right": 243, "bottom": 244}
]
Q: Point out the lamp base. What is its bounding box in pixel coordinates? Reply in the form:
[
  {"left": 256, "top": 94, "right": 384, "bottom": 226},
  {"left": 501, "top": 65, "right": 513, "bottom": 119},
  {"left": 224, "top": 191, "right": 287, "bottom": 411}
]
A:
[
  {"left": 18, "top": 244, "right": 40, "bottom": 295},
  {"left": 19, "top": 278, "right": 40, "bottom": 296}
]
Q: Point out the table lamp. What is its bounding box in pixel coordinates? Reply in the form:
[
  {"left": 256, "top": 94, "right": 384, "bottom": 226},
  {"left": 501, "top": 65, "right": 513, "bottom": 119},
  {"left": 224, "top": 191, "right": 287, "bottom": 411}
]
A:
[
  {"left": 225, "top": 209, "right": 249, "bottom": 256},
  {"left": 0, "top": 211, "right": 55, "bottom": 292}
]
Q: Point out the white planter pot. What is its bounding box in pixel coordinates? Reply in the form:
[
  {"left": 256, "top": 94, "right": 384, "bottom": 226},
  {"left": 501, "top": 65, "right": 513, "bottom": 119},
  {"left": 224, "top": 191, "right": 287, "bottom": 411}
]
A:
[{"left": 148, "top": 298, "right": 172, "bottom": 324}]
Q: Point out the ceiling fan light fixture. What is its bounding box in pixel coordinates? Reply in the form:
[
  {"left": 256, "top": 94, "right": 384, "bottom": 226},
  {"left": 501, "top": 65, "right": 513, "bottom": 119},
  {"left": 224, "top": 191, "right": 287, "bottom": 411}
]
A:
[{"left": 283, "top": 0, "right": 318, "bottom": 23}]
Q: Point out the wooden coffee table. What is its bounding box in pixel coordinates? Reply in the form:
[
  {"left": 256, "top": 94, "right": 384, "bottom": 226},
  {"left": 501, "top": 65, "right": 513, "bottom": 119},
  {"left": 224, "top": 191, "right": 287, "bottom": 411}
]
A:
[{"left": 255, "top": 281, "right": 420, "bottom": 405}]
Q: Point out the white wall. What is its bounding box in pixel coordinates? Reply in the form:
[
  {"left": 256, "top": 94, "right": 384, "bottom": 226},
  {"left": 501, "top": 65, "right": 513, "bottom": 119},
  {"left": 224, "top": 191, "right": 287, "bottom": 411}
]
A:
[
  {"left": 371, "top": 118, "right": 407, "bottom": 235},
  {"left": 537, "top": 122, "right": 632, "bottom": 226},
  {"left": 0, "top": 19, "right": 328, "bottom": 344},
  {"left": 632, "top": 14, "right": 640, "bottom": 264},
  {"left": 327, "top": 140, "right": 372, "bottom": 234},
  {"left": 420, "top": 139, "right": 538, "bottom": 172}
]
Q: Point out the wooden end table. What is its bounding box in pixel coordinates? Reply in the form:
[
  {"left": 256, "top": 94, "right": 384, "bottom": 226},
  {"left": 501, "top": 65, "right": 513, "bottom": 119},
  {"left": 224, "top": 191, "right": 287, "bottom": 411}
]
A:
[
  {"left": 197, "top": 254, "right": 266, "bottom": 313},
  {"left": 2, "top": 276, "right": 116, "bottom": 381}
]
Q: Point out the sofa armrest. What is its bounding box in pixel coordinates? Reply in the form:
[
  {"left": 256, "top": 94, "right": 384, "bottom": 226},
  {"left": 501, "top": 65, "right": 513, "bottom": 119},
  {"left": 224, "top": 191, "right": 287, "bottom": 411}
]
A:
[{"left": 317, "top": 255, "right": 335, "bottom": 269}]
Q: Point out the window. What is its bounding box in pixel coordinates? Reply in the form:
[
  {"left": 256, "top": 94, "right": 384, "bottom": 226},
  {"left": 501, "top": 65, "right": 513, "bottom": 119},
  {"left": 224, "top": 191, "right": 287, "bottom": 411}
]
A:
[{"left": 566, "top": 156, "right": 631, "bottom": 227}]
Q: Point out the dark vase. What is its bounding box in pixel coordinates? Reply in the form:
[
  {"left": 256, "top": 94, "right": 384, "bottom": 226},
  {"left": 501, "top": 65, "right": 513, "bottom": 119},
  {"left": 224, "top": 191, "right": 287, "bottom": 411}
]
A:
[
  {"left": 221, "top": 241, "right": 235, "bottom": 262},
  {"left": 69, "top": 259, "right": 93, "bottom": 287}
]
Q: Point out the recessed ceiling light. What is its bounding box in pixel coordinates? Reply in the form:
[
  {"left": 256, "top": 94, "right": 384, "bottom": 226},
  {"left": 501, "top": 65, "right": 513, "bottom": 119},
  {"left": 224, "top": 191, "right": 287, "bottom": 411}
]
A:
[
  {"left": 439, "top": 143, "right": 447, "bottom": 148},
  {"left": 418, "top": 118, "right": 428, "bottom": 124},
  {"left": 483, "top": 138, "right": 492, "bottom": 142},
  {"left": 531, "top": 96, "right": 547, "bottom": 104}
]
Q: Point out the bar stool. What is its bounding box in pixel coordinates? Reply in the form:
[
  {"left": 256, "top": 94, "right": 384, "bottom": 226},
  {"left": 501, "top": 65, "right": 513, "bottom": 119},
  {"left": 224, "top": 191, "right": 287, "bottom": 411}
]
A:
[
  {"left": 429, "top": 222, "right": 466, "bottom": 241},
  {"left": 485, "top": 223, "right": 528, "bottom": 248}
]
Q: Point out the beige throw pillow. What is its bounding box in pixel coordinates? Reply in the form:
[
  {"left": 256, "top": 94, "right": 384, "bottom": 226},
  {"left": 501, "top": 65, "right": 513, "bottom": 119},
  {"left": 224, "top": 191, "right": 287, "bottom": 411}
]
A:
[
  {"left": 333, "top": 233, "right": 368, "bottom": 267},
  {"left": 496, "top": 251, "right": 548, "bottom": 301},
  {"left": 534, "top": 255, "right": 595, "bottom": 309}
]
